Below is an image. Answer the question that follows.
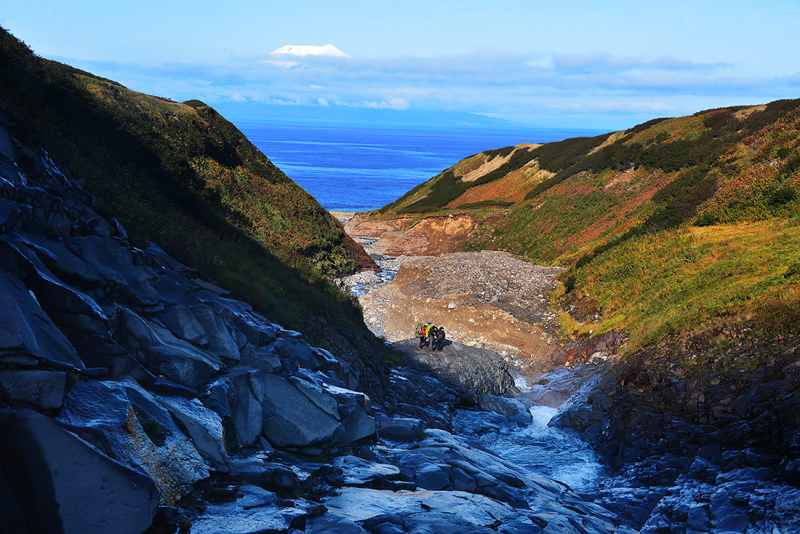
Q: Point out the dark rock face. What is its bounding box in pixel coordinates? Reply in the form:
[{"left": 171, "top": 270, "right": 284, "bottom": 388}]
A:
[
  {"left": 548, "top": 340, "right": 800, "bottom": 532},
  {"left": 0, "top": 268, "right": 84, "bottom": 370},
  {"left": 394, "top": 338, "right": 519, "bottom": 403},
  {"left": 0, "top": 119, "right": 388, "bottom": 525},
  {"left": 0, "top": 409, "right": 160, "bottom": 534}
]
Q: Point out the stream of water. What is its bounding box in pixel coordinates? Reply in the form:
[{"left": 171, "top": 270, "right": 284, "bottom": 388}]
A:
[
  {"left": 453, "top": 396, "right": 608, "bottom": 494},
  {"left": 347, "top": 237, "right": 608, "bottom": 493}
]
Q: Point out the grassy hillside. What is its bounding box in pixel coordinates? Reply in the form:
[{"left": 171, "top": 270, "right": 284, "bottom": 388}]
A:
[
  {"left": 0, "top": 28, "right": 384, "bottom": 364},
  {"left": 369, "top": 100, "right": 800, "bottom": 354}
]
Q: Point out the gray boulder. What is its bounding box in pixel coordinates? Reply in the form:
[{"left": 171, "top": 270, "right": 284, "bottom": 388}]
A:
[
  {"left": 338, "top": 402, "right": 377, "bottom": 444},
  {"left": 395, "top": 339, "right": 518, "bottom": 402},
  {"left": 158, "top": 395, "right": 228, "bottom": 469},
  {"left": 324, "top": 384, "right": 376, "bottom": 443},
  {"left": 206, "top": 368, "right": 265, "bottom": 448},
  {"left": 0, "top": 369, "right": 66, "bottom": 410},
  {"left": 0, "top": 269, "right": 83, "bottom": 369},
  {"left": 228, "top": 311, "right": 277, "bottom": 347},
  {"left": 190, "top": 303, "right": 241, "bottom": 361},
  {"left": 151, "top": 269, "right": 201, "bottom": 307},
  {"left": 1, "top": 235, "right": 109, "bottom": 338},
  {"left": 229, "top": 456, "right": 307, "bottom": 490},
  {"left": 159, "top": 304, "right": 209, "bottom": 347},
  {"left": 479, "top": 395, "right": 533, "bottom": 426},
  {"left": 377, "top": 416, "right": 424, "bottom": 442},
  {"left": 190, "top": 497, "right": 306, "bottom": 534},
  {"left": 13, "top": 230, "right": 105, "bottom": 289},
  {"left": 323, "top": 487, "right": 517, "bottom": 534},
  {"left": 275, "top": 335, "right": 320, "bottom": 370},
  {"left": 116, "top": 306, "right": 224, "bottom": 389},
  {"left": 239, "top": 344, "right": 283, "bottom": 374},
  {"left": 58, "top": 378, "right": 212, "bottom": 503},
  {"left": 71, "top": 236, "right": 161, "bottom": 308},
  {"left": 0, "top": 409, "right": 159, "bottom": 534},
  {"left": 76, "top": 336, "right": 156, "bottom": 383},
  {"left": 333, "top": 455, "right": 402, "bottom": 487},
  {"left": 261, "top": 374, "right": 342, "bottom": 448}
]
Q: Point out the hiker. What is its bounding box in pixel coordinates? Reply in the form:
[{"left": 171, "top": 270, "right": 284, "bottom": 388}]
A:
[
  {"left": 432, "top": 325, "right": 446, "bottom": 351},
  {"left": 416, "top": 321, "right": 435, "bottom": 349},
  {"left": 416, "top": 322, "right": 445, "bottom": 350}
]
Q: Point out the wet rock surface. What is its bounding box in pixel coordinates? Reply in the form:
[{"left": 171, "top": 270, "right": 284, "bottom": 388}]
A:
[{"left": 543, "top": 336, "right": 800, "bottom": 533}]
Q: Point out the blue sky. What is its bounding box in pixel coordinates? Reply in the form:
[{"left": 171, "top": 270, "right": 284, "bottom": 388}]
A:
[{"left": 3, "top": 0, "right": 800, "bottom": 130}]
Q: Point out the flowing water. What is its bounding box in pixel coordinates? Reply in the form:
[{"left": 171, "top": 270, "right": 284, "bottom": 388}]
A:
[
  {"left": 342, "top": 239, "right": 608, "bottom": 494},
  {"left": 453, "top": 400, "right": 608, "bottom": 493}
]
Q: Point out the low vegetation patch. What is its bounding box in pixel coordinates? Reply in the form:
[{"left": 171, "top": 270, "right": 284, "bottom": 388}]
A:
[{"left": 557, "top": 220, "right": 800, "bottom": 352}]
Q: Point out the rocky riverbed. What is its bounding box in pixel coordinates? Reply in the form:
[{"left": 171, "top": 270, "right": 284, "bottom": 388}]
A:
[
  {"left": 338, "top": 237, "right": 566, "bottom": 373},
  {"left": 337, "top": 213, "right": 800, "bottom": 533}
]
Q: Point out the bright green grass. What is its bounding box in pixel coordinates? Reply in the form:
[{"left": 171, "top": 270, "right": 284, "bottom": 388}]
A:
[{"left": 561, "top": 219, "right": 800, "bottom": 351}]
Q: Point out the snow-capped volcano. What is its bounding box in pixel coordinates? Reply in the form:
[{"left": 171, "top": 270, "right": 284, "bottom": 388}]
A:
[{"left": 270, "top": 44, "right": 349, "bottom": 58}]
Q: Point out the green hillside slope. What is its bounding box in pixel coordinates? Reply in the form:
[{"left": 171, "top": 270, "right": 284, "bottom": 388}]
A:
[
  {"left": 370, "top": 100, "right": 800, "bottom": 355},
  {"left": 0, "top": 28, "right": 384, "bottom": 364}
]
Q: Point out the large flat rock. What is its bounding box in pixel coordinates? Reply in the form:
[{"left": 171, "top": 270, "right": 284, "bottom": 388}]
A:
[
  {"left": 0, "top": 409, "right": 159, "bottom": 534},
  {"left": 0, "top": 270, "right": 83, "bottom": 369}
]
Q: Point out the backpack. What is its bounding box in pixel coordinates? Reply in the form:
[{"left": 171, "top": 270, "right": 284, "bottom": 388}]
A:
[
  {"left": 425, "top": 324, "right": 436, "bottom": 338},
  {"left": 415, "top": 323, "right": 425, "bottom": 338}
]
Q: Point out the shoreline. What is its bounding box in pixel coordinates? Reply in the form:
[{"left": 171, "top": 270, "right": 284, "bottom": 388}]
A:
[{"left": 329, "top": 210, "right": 359, "bottom": 223}]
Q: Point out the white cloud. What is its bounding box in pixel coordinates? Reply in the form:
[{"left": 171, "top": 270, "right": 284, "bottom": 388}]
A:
[
  {"left": 67, "top": 49, "right": 800, "bottom": 130},
  {"left": 361, "top": 98, "right": 409, "bottom": 110},
  {"left": 262, "top": 58, "right": 300, "bottom": 69},
  {"left": 270, "top": 44, "right": 350, "bottom": 58}
]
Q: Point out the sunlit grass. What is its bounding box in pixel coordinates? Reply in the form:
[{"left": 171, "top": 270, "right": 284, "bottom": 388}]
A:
[{"left": 561, "top": 219, "right": 800, "bottom": 352}]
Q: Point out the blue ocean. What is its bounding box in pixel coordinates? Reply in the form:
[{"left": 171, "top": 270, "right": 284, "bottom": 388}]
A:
[{"left": 237, "top": 122, "right": 606, "bottom": 212}]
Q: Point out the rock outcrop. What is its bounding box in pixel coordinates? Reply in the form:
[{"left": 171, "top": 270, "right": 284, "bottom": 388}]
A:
[
  {"left": 0, "top": 119, "right": 380, "bottom": 528},
  {"left": 394, "top": 339, "right": 519, "bottom": 401},
  {"left": 543, "top": 336, "right": 800, "bottom": 533}
]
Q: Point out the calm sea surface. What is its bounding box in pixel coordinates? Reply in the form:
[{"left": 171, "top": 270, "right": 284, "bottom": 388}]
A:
[{"left": 237, "top": 122, "right": 606, "bottom": 212}]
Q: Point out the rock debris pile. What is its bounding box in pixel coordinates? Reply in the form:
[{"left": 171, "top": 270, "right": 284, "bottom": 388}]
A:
[{"left": 348, "top": 245, "right": 566, "bottom": 373}]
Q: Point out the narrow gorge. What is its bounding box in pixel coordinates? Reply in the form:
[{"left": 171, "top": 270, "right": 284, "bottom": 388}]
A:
[{"left": 2, "top": 27, "right": 800, "bottom": 533}]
